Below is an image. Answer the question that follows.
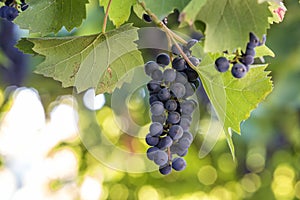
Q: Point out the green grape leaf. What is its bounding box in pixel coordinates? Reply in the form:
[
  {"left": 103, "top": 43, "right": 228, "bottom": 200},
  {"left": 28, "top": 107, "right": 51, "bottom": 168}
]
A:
[
  {"left": 179, "top": 0, "right": 207, "bottom": 26},
  {"left": 99, "top": 0, "right": 137, "bottom": 27},
  {"left": 17, "top": 24, "right": 144, "bottom": 94},
  {"left": 15, "top": 0, "right": 89, "bottom": 35},
  {"left": 135, "top": 0, "right": 190, "bottom": 19},
  {"left": 197, "top": 0, "right": 271, "bottom": 53},
  {"left": 255, "top": 45, "right": 275, "bottom": 57},
  {"left": 194, "top": 52, "right": 273, "bottom": 158}
]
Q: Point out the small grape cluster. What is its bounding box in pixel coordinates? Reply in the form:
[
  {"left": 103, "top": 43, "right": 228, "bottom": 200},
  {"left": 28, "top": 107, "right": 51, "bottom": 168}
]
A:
[
  {"left": 0, "top": 0, "right": 28, "bottom": 21},
  {"left": 214, "top": 32, "right": 266, "bottom": 78},
  {"left": 144, "top": 40, "right": 201, "bottom": 175}
]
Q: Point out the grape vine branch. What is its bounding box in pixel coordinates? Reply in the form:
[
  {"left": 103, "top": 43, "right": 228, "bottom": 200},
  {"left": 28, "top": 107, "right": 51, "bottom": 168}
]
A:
[{"left": 137, "top": 1, "right": 196, "bottom": 69}]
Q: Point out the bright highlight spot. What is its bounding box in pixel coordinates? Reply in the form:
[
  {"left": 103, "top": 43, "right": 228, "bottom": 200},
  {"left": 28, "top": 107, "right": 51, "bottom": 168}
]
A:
[
  {"left": 80, "top": 176, "right": 102, "bottom": 200},
  {"left": 83, "top": 88, "right": 105, "bottom": 110},
  {"left": 197, "top": 165, "right": 218, "bottom": 185}
]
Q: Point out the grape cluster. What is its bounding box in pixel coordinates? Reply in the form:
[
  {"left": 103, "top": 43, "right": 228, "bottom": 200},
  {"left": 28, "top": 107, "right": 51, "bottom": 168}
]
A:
[
  {"left": 145, "top": 40, "right": 201, "bottom": 175},
  {"left": 215, "top": 32, "right": 266, "bottom": 78},
  {"left": 0, "top": 0, "right": 28, "bottom": 21}
]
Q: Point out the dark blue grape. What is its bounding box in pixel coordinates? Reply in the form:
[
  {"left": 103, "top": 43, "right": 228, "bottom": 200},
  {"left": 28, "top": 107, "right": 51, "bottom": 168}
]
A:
[
  {"left": 231, "top": 63, "right": 247, "bottom": 78},
  {"left": 167, "top": 112, "right": 181, "bottom": 124},
  {"left": 181, "top": 99, "right": 197, "bottom": 115},
  {"left": 186, "top": 39, "right": 198, "bottom": 49},
  {"left": 170, "top": 82, "right": 186, "bottom": 98},
  {"left": 21, "top": 4, "right": 29, "bottom": 11},
  {"left": 146, "top": 147, "right": 159, "bottom": 160},
  {"left": 156, "top": 136, "right": 173, "bottom": 149},
  {"left": 147, "top": 80, "right": 161, "bottom": 93},
  {"left": 175, "top": 71, "right": 188, "bottom": 84},
  {"left": 184, "top": 66, "right": 199, "bottom": 82},
  {"left": 183, "top": 82, "right": 196, "bottom": 98},
  {"left": 144, "top": 61, "right": 159, "bottom": 76},
  {"left": 169, "top": 125, "right": 183, "bottom": 140},
  {"left": 245, "top": 48, "right": 255, "bottom": 57},
  {"left": 179, "top": 118, "right": 191, "bottom": 132},
  {"left": 143, "top": 13, "right": 152, "bottom": 23},
  {"left": 149, "top": 94, "right": 159, "bottom": 105},
  {"left": 149, "top": 122, "right": 163, "bottom": 136},
  {"left": 150, "top": 101, "right": 165, "bottom": 116},
  {"left": 246, "top": 42, "right": 256, "bottom": 49},
  {"left": 156, "top": 53, "right": 170, "bottom": 67},
  {"left": 165, "top": 99, "right": 177, "bottom": 111},
  {"left": 172, "top": 157, "right": 186, "bottom": 171},
  {"left": 171, "top": 44, "right": 183, "bottom": 55},
  {"left": 159, "top": 164, "right": 172, "bottom": 175},
  {"left": 178, "top": 137, "right": 192, "bottom": 150},
  {"left": 163, "top": 68, "right": 176, "bottom": 83},
  {"left": 215, "top": 57, "right": 230, "bottom": 72},
  {"left": 0, "top": 6, "right": 18, "bottom": 21},
  {"left": 172, "top": 57, "right": 186, "bottom": 72},
  {"left": 145, "top": 134, "right": 159, "bottom": 146},
  {"left": 240, "top": 55, "right": 254, "bottom": 66},
  {"left": 153, "top": 150, "right": 168, "bottom": 166},
  {"left": 151, "top": 114, "right": 166, "bottom": 124},
  {"left": 182, "top": 131, "right": 193, "bottom": 142},
  {"left": 158, "top": 88, "right": 171, "bottom": 101},
  {"left": 151, "top": 69, "right": 163, "bottom": 81},
  {"left": 188, "top": 56, "right": 200, "bottom": 67}
]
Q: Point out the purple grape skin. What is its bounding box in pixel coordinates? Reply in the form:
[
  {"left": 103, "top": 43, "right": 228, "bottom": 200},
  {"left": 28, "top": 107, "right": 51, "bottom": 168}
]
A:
[
  {"left": 146, "top": 147, "right": 159, "bottom": 160},
  {"left": 231, "top": 63, "right": 247, "bottom": 78},
  {"left": 153, "top": 150, "right": 168, "bottom": 166},
  {"left": 144, "top": 61, "right": 159, "bottom": 76},
  {"left": 165, "top": 99, "right": 177, "bottom": 111},
  {"left": 172, "top": 157, "right": 187, "bottom": 171},
  {"left": 159, "top": 164, "right": 172, "bottom": 175},
  {"left": 169, "top": 125, "right": 184, "bottom": 140},
  {"left": 145, "top": 134, "right": 159, "bottom": 146},
  {"left": 156, "top": 53, "right": 170, "bottom": 67},
  {"left": 215, "top": 57, "right": 230, "bottom": 72},
  {"left": 156, "top": 136, "right": 173, "bottom": 149},
  {"left": 149, "top": 122, "right": 163, "bottom": 136},
  {"left": 167, "top": 112, "right": 181, "bottom": 124},
  {"left": 172, "top": 57, "right": 186, "bottom": 72}
]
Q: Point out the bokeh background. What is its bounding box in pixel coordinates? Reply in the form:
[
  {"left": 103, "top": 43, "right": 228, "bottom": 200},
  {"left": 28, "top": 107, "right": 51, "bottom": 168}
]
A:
[{"left": 0, "top": 0, "right": 300, "bottom": 199}]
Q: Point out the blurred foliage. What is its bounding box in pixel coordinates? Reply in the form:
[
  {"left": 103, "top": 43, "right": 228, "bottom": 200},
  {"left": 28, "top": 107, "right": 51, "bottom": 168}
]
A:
[{"left": 0, "top": 0, "right": 300, "bottom": 199}]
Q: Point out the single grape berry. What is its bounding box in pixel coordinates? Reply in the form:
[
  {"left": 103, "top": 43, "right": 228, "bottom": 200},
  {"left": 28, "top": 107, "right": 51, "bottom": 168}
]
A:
[
  {"left": 0, "top": 6, "right": 18, "bottom": 21},
  {"left": 186, "top": 39, "right": 198, "bottom": 49},
  {"left": 156, "top": 136, "right": 173, "bottom": 149},
  {"left": 184, "top": 67, "right": 199, "bottom": 82},
  {"left": 172, "top": 157, "right": 187, "bottom": 171},
  {"left": 151, "top": 114, "right": 166, "bottom": 124},
  {"left": 153, "top": 150, "right": 168, "bottom": 166},
  {"left": 145, "top": 134, "right": 159, "bottom": 146},
  {"left": 151, "top": 69, "right": 163, "bottom": 81},
  {"left": 175, "top": 72, "right": 188, "bottom": 85},
  {"left": 146, "top": 147, "right": 159, "bottom": 160},
  {"left": 215, "top": 57, "right": 230, "bottom": 72},
  {"left": 143, "top": 13, "right": 152, "bottom": 23},
  {"left": 149, "top": 122, "right": 163, "bottom": 136},
  {"left": 147, "top": 80, "right": 161, "bottom": 93},
  {"left": 169, "top": 125, "right": 184, "bottom": 140},
  {"left": 159, "top": 164, "right": 172, "bottom": 175},
  {"left": 231, "top": 63, "right": 247, "bottom": 78},
  {"left": 156, "top": 53, "right": 170, "bottom": 67},
  {"left": 144, "top": 61, "right": 159, "bottom": 76},
  {"left": 150, "top": 101, "right": 165, "bottom": 116},
  {"left": 170, "top": 82, "right": 186, "bottom": 99},
  {"left": 188, "top": 56, "right": 200, "bottom": 67},
  {"left": 167, "top": 112, "right": 181, "bottom": 124},
  {"left": 165, "top": 99, "right": 177, "bottom": 112},
  {"left": 158, "top": 88, "right": 171, "bottom": 101},
  {"left": 172, "top": 57, "right": 186, "bottom": 72},
  {"left": 163, "top": 68, "right": 176, "bottom": 83}
]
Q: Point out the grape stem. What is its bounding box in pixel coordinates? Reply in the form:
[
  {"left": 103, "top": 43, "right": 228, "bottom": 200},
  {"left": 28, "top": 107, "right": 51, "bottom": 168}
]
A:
[
  {"left": 138, "top": 1, "right": 196, "bottom": 70},
  {"left": 102, "top": 0, "right": 113, "bottom": 33}
]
